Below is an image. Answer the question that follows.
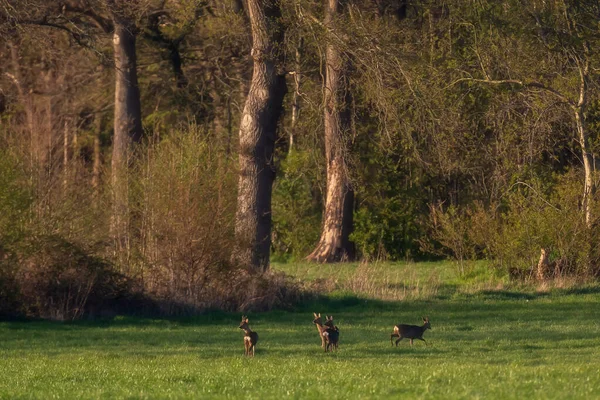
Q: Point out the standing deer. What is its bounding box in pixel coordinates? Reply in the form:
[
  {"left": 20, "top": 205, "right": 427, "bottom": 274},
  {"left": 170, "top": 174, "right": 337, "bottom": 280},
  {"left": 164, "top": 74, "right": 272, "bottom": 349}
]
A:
[
  {"left": 313, "top": 313, "right": 339, "bottom": 352},
  {"left": 312, "top": 313, "right": 327, "bottom": 349},
  {"left": 323, "top": 315, "right": 339, "bottom": 352},
  {"left": 239, "top": 316, "right": 258, "bottom": 356},
  {"left": 390, "top": 317, "right": 431, "bottom": 347}
]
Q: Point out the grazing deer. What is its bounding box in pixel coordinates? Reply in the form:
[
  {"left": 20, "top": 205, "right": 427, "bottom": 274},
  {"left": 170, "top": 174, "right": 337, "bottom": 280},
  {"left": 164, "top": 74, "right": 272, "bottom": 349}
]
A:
[
  {"left": 239, "top": 316, "right": 258, "bottom": 357},
  {"left": 390, "top": 317, "right": 431, "bottom": 347}
]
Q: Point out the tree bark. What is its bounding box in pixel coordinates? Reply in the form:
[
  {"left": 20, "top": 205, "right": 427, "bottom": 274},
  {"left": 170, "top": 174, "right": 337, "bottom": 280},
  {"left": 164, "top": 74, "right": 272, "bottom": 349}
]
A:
[
  {"left": 573, "top": 55, "right": 593, "bottom": 228},
  {"left": 231, "top": 0, "right": 287, "bottom": 271},
  {"left": 289, "top": 39, "right": 302, "bottom": 154},
  {"left": 536, "top": 248, "right": 549, "bottom": 282},
  {"left": 92, "top": 114, "right": 103, "bottom": 196},
  {"left": 307, "top": 0, "right": 354, "bottom": 263},
  {"left": 110, "top": 14, "right": 143, "bottom": 261}
]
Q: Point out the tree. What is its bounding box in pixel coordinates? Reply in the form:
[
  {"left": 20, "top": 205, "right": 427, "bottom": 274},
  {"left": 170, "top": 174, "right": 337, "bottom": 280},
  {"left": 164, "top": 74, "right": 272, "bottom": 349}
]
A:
[
  {"left": 307, "top": 0, "right": 354, "bottom": 262},
  {"left": 232, "top": 0, "right": 287, "bottom": 271},
  {"left": 454, "top": 0, "right": 599, "bottom": 227},
  {"left": 105, "top": 1, "right": 144, "bottom": 258}
]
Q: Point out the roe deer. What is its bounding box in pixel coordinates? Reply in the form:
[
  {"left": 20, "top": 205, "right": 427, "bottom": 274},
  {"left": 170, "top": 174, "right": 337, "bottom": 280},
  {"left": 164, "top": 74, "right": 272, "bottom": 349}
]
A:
[
  {"left": 390, "top": 317, "right": 431, "bottom": 347},
  {"left": 239, "top": 316, "right": 258, "bottom": 356},
  {"left": 324, "top": 315, "right": 340, "bottom": 352},
  {"left": 312, "top": 313, "right": 326, "bottom": 349},
  {"left": 312, "top": 313, "right": 339, "bottom": 352}
]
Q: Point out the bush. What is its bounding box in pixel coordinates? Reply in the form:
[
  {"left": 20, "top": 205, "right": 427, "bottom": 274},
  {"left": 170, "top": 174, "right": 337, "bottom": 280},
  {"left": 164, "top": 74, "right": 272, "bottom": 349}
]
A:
[
  {"left": 272, "top": 150, "right": 322, "bottom": 259},
  {"left": 0, "top": 235, "right": 132, "bottom": 321},
  {"left": 426, "top": 172, "right": 600, "bottom": 278}
]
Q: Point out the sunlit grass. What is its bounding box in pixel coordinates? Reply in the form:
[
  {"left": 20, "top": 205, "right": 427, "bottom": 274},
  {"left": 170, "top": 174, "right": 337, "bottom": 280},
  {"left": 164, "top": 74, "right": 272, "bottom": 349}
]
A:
[{"left": 1, "top": 262, "right": 600, "bottom": 399}]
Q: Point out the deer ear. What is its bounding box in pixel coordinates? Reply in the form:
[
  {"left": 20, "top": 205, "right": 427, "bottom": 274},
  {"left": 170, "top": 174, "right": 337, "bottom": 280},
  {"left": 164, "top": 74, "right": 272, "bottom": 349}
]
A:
[
  {"left": 245, "top": 318, "right": 249, "bottom": 323},
  {"left": 313, "top": 313, "right": 318, "bottom": 318}
]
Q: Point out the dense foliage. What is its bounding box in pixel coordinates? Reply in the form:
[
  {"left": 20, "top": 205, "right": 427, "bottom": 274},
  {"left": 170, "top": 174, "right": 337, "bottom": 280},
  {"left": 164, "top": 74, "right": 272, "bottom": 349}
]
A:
[{"left": 0, "top": 0, "right": 599, "bottom": 317}]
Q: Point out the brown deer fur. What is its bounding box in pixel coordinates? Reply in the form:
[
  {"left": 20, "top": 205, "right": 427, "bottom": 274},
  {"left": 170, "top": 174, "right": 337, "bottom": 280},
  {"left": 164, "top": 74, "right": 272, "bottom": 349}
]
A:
[
  {"left": 239, "top": 316, "right": 259, "bottom": 356},
  {"left": 312, "top": 313, "right": 327, "bottom": 349},
  {"left": 390, "top": 317, "right": 431, "bottom": 347},
  {"left": 313, "top": 313, "right": 339, "bottom": 352}
]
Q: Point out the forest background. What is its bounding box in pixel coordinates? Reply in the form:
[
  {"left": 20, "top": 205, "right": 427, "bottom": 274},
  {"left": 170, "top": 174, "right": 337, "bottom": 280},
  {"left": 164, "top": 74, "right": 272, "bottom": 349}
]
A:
[{"left": 1, "top": 0, "right": 599, "bottom": 319}]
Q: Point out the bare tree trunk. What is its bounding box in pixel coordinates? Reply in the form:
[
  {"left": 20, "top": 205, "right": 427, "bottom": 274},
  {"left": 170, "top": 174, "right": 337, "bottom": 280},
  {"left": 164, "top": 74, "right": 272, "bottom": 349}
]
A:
[
  {"left": 307, "top": 0, "right": 354, "bottom": 263},
  {"left": 63, "top": 118, "right": 70, "bottom": 192},
  {"left": 8, "top": 41, "right": 36, "bottom": 165},
  {"left": 92, "top": 115, "right": 103, "bottom": 196},
  {"left": 289, "top": 39, "right": 302, "bottom": 154},
  {"left": 575, "top": 106, "right": 593, "bottom": 228},
  {"left": 232, "top": 0, "right": 287, "bottom": 271},
  {"left": 562, "top": 0, "right": 594, "bottom": 228},
  {"left": 574, "top": 59, "right": 593, "bottom": 228},
  {"left": 110, "top": 16, "right": 143, "bottom": 263}
]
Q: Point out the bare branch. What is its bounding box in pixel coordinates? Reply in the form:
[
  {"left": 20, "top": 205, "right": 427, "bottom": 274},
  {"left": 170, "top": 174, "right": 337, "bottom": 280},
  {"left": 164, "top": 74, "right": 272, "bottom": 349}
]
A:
[{"left": 448, "top": 77, "right": 574, "bottom": 107}]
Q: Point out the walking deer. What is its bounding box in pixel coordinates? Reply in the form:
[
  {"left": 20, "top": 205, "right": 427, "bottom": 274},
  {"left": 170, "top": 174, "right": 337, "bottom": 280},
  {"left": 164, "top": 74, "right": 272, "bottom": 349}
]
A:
[
  {"left": 313, "top": 313, "right": 339, "bottom": 352},
  {"left": 239, "top": 316, "right": 258, "bottom": 357},
  {"left": 390, "top": 317, "right": 431, "bottom": 347}
]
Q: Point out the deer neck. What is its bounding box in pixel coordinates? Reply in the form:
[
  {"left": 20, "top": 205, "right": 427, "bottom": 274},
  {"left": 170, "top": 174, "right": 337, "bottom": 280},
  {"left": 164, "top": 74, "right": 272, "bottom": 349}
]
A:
[
  {"left": 242, "top": 327, "right": 253, "bottom": 336},
  {"left": 314, "top": 321, "right": 325, "bottom": 333}
]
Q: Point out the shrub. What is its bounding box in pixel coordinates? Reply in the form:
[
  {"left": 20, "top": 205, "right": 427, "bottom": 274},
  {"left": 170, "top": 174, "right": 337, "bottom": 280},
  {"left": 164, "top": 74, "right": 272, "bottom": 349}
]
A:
[
  {"left": 272, "top": 150, "right": 322, "bottom": 259},
  {"left": 426, "top": 172, "right": 600, "bottom": 278},
  {"left": 14, "top": 236, "right": 130, "bottom": 321}
]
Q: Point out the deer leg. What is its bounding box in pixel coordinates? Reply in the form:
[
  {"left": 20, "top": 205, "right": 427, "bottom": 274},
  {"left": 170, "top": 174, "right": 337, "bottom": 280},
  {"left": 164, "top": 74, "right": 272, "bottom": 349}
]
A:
[
  {"left": 390, "top": 333, "right": 399, "bottom": 346},
  {"left": 410, "top": 338, "right": 414, "bottom": 346},
  {"left": 395, "top": 337, "right": 403, "bottom": 347},
  {"left": 418, "top": 337, "right": 427, "bottom": 346}
]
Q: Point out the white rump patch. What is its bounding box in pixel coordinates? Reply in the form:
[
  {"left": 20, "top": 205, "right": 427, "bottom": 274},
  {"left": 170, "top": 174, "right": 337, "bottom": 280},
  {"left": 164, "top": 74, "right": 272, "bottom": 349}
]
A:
[{"left": 322, "top": 332, "right": 329, "bottom": 337}]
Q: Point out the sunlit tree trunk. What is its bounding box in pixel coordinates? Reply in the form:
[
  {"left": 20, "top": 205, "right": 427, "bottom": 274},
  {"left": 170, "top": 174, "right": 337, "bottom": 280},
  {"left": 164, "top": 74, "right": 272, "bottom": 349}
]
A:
[
  {"left": 110, "top": 14, "right": 143, "bottom": 262},
  {"left": 574, "top": 61, "right": 592, "bottom": 228},
  {"left": 232, "top": 0, "right": 287, "bottom": 271},
  {"left": 307, "top": 0, "right": 354, "bottom": 263}
]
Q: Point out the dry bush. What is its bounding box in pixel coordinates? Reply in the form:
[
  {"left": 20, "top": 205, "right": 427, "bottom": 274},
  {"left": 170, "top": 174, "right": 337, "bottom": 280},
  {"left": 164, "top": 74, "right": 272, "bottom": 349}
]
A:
[
  {"left": 127, "top": 126, "right": 308, "bottom": 314},
  {"left": 152, "top": 266, "right": 307, "bottom": 314},
  {"left": 13, "top": 236, "right": 130, "bottom": 321}
]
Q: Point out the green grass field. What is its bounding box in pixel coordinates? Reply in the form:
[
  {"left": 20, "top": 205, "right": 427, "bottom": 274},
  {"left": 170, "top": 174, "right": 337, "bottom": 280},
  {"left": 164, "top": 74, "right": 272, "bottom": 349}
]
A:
[{"left": 1, "top": 262, "right": 600, "bottom": 399}]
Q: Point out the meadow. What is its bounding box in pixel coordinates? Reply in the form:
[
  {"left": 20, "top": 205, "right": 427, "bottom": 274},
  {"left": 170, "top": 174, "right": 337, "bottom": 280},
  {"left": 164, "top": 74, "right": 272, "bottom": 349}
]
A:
[{"left": 1, "top": 261, "right": 600, "bottom": 399}]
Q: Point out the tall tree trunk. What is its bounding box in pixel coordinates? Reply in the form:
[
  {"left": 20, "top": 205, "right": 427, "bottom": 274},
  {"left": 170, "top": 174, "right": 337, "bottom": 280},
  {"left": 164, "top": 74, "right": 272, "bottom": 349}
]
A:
[
  {"left": 563, "top": 0, "right": 594, "bottom": 229},
  {"left": 92, "top": 115, "right": 103, "bottom": 197},
  {"left": 307, "top": 0, "right": 354, "bottom": 263},
  {"left": 63, "top": 118, "right": 70, "bottom": 192},
  {"left": 232, "top": 0, "right": 287, "bottom": 271},
  {"left": 110, "top": 16, "right": 143, "bottom": 262},
  {"left": 289, "top": 39, "right": 302, "bottom": 154},
  {"left": 8, "top": 41, "right": 36, "bottom": 165},
  {"left": 575, "top": 83, "right": 593, "bottom": 228}
]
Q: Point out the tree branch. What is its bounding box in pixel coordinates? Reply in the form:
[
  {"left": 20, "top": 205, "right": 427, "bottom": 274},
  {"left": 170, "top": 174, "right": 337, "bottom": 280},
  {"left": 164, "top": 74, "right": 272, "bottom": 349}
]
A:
[{"left": 449, "top": 77, "right": 575, "bottom": 107}]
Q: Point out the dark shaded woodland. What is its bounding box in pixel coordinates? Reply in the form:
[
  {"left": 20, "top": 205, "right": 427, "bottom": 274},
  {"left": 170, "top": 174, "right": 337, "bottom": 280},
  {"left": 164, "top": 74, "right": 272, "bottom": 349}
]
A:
[{"left": 0, "top": 0, "right": 599, "bottom": 318}]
